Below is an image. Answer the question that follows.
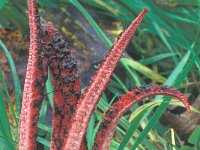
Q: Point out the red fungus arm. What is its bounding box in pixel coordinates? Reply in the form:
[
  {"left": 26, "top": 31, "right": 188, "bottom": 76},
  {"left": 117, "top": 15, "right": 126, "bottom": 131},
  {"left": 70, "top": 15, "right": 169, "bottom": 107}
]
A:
[
  {"left": 18, "top": 0, "right": 46, "bottom": 149},
  {"left": 64, "top": 8, "right": 148, "bottom": 150},
  {"left": 93, "top": 84, "right": 190, "bottom": 150},
  {"left": 19, "top": 1, "right": 83, "bottom": 149},
  {"left": 43, "top": 22, "right": 82, "bottom": 150}
]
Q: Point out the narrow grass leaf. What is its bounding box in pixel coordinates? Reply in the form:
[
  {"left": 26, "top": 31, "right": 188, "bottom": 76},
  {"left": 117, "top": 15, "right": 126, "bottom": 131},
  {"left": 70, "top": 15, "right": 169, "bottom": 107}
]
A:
[
  {"left": 46, "top": 70, "right": 53, "bottom": 109},
  {"left": 120, "top": 61, "right": 141, "bottom": 86},
  {"left": 118, "top": 106, "right": 154, "bottom": 150},
  {"left": 83, "top": 0, "right": 134, "bottom": 22},
  {"left": 86, "top": 114, "right": 95, "bottom": 150},
  {"left": 172, "top": 0, "right": 200, "bottom": 7},
  {"left": 121, "top": 58, "right": 166, "bottom": 83},
  {"left": 139, "top": 53, "right": 176, "bottom": 65},
  {"left": 152, "top": 22, "right": 177, "bottom": 62},
  {"left": 0, "top": 39, "right": 21, "bottom": 116},
  {"left": 0, "top": 135, "right": 17, "bottom": 144},
  {"left": 38, "top": 123, "right": 52, "bottom": 134},
  {"left": 195, "top": 133, "right": 200, "bottom": 150},
  {"left": 0, "top": 67, "right": 18, "bottom": 125},
  {"left": 0, "top": 6, "right": 28, "bottom": 33},
  {"left": 69, "top": 0, "right": 112, "bottom": 47},
  {"left": 188, "top": 126, "right": 200, "bottom": 144},
  {"left": 39, "top": 100, "right": 48, "bottom": 123},
  {"left": 112, "top": 73, "right": 128, "bottom": 92},
  {"left": 0, "top": 87, "right": 15, "bottom": 149},
  {"left": 163, "top": 12, "right": 197, "bottom": 24},
  {"left": 37, "top": 136, "right": 50, "bottom": 148},
  {"left": 38, "top": 0, "right": 59, "bottom": 8}
]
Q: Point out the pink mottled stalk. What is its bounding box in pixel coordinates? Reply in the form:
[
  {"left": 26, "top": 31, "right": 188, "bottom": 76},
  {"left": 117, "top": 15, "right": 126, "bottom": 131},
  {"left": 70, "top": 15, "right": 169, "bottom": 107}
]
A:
[
  {"left": 64, "top": 8, "right": 148, "bottom": 150},
  {"left": 18, "top": 0, "right": 42, "bottom": 149},
  {"left": 93, "top": 84, "right": 190, "bottom": 150},
  {"left": 43, "top": 22, "right": 85, "bottom": 150}
]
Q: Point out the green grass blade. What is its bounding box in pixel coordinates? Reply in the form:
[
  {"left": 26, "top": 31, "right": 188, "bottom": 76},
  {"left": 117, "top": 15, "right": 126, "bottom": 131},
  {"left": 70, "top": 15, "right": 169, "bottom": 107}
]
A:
[
  {"left": 139, "top": 53, "right": 176, "bottom": 65},
  {"left": 0, "top": 39, "right": 22, "bottom": 116},
  {"left": 86, "top": 113, "right": 95, "bottom": 150},
  {"left": 46, "top": 70, "right": 53, "bottom": 109},
  {"left": 0, "top": 135, "right": 17, "bottom": 145},
  {"left": 0, "top": 87, "right": 15, "bottom": 149},
  {"left": 38, "top": 123, "right": 52, "bottom": 134},
  {"left": 69, "top": 0, "right": 112, "bottom": 48},
  {"left": 118, "top": 105, "right": 152, "bottom": 150},
  {"left": 37, "top": 136, "right": 50, "bottom": 148},
  {"left": 121, "top": 58, "right": 166, "bottom": 83},
  {"left": 112, "top": 73, "right": 128, "bottom": 92},
  {"left": 39, "top": 100, "right": 48, "bottom": 123},
  {"left": 163, "top": 11, "right": 198, "bottom": 24},
  {"left": 0, "top": 67, "right": 18, "bottom": 125},
  {"left": 163, "top": 50, "right": 191, "bottom": 86},
  {"left": 121, "top": 61, "right": 141, "bottom": 86},
  {"left": 152, "top": 22, "right": 177, "bottom": 63},
  {"left": 170, "top": 0, "right": 200, "bottom": 7}
]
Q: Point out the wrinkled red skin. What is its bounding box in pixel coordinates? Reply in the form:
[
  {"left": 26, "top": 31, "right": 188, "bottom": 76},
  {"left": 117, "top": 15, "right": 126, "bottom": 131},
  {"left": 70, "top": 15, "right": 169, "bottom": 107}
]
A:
[
  {"left": 18, "top": 0, "right": 46, "bottom": 149},
  {"left": 43, "top": 22, "right": 82, "bottom": 150},
  {"left": 18, "top": 1, "right": 84, "bottom": 149},
  {"left": 64, "top": 9, "right": 148, "bottom": 150},
  {"left": 93, "top": 84, "right": 190, "bottom": 150}
]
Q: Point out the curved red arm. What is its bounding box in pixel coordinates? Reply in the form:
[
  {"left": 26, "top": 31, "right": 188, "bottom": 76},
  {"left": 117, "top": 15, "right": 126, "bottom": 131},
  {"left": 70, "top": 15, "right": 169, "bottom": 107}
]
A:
[{"left": 93, "top": 84, "right": 190, "bottom": 150}]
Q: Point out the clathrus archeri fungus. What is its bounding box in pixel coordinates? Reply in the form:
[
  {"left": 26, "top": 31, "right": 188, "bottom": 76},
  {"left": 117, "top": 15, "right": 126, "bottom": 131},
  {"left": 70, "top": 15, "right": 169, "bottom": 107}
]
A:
[{"left": 18, "top": 0, "right": 190, "bottom": 150}]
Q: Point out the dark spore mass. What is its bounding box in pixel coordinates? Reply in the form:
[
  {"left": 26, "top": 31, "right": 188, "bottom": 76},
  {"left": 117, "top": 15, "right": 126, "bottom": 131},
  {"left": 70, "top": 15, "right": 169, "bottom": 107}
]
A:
[
  {"left": 55, "top": 107, "right": 62, "bottom": 116},
  {"left": 161, "top": 85, "right": 171, "bottom": 90},
  {"left": 101, "top": 119, "right": 110, "bottom": 129}
]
